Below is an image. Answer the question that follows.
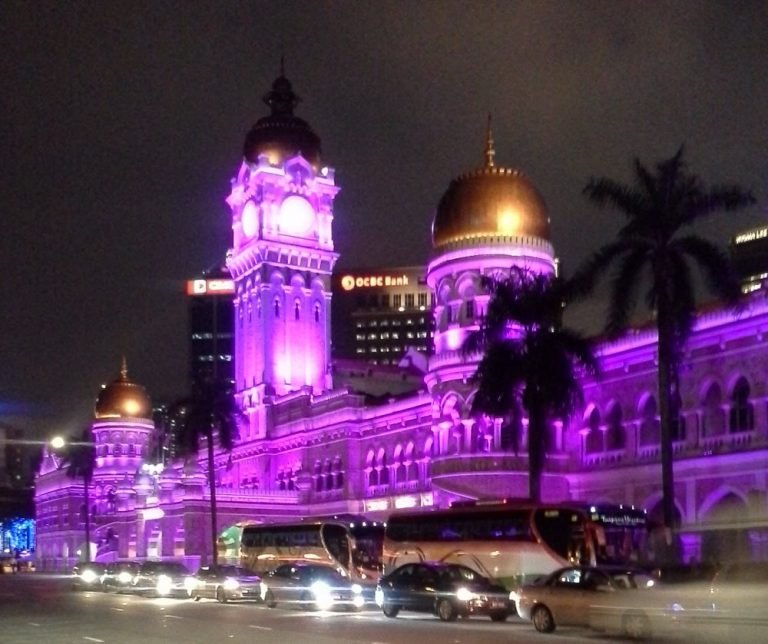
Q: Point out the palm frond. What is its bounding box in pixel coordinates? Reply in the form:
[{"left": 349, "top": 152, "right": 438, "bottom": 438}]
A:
[
  {"left": 681, "top": 186, "right": 756, "bottom": 225},
  {"left": 583, "top": 178, "right": 648, "bottom": 220},
  {"left": 673, "top": 235, "right": 742, "bottom": 309},
  {"left": 606, "top": 247, "right": 650, "bottom": 335}
]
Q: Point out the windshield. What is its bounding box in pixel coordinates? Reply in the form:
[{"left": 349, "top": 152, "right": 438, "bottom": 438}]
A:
[
  {"left": 350, "top": 524, "right": 384, "bottom": 569},
  {"left": 437, "top": 565, "right": 487, "bottom": 584}
]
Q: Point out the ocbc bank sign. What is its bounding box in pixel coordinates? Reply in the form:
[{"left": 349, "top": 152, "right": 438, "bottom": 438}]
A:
[{"left": 340, "top": 274, "right": 409, "bottom": 291}]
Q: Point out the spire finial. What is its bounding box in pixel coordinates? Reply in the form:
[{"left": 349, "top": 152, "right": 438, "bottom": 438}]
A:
[
  {"left": 120, "top": 355, "right": 128, "bottom": 380},
  {"left": 484, "top": 113, "right": 495, "bottom": 168}
]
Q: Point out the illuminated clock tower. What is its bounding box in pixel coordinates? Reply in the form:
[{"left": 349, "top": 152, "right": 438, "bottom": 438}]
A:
[{"left": 226, "top": 74, "right": 339, "bottom": 437}]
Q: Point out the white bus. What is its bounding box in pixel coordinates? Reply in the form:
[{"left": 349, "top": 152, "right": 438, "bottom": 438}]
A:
[
  {"left": 384, "top": 500, "right": 648, "bottom": 589},
  {"left": 240, "top": 519, "right": 384, "bottom": 583}
]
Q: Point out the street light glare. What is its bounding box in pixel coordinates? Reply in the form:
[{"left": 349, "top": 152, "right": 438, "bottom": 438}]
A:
[{"left": 50, "top": 436, "right": 65, "bottom": 450}]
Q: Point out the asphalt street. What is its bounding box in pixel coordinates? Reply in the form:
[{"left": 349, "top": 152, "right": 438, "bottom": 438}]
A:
[{"left": 0, "top": 573, "right": 623, "bottom": 644}]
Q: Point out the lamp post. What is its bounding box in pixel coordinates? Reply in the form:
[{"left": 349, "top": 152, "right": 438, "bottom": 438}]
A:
[{"left": 50, "top": 433, "right": 95, "bottom": 564}]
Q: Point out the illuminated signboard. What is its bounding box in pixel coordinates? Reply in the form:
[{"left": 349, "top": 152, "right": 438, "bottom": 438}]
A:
[
  {"left": 185, "top": 279, "right": 235, "bottom": 296},
  {"left": 734, "top": 227, "right": 768, "bottom": 245},
  {"left": 339, "top": 274, "right": 410, "bottom": 291}
]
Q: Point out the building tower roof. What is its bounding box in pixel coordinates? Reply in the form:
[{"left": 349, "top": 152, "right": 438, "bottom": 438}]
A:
[
  {"left": 242, "top": 67, "right": 322, "bottom": 168},
  {"left": 94, "top": 357, "right": 152, "bottom": 420},
  {"left": 431, "top": 116, "right": 550, "bottom": 248}
]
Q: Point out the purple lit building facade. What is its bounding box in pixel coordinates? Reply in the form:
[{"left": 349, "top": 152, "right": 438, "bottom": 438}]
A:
[{"left": 35, "top": 75, "right": 768, "bottom": 570}]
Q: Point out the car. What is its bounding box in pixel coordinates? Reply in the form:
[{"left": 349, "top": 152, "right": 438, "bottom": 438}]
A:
[
  {"left": 71, "top": 562, "right": 106, "bottom": 590},
  {"left": 130, "top": 560, "right": 192, "bottom": 598},
  {"left": 101, "top": 560, "right": 141, "bottom": 593},
  {"left": 261, "top": 563, "right": 365, "bottom": 611},
  {"left": 375, "top": 562, "right": 511, "bottom": 622},
  {"left": 705, "top": 561, "right": 768, "bottom": 640},
  {"left": 187, "top": 565, "right": 263, "bottom": 603},
  {"left": 515, "top": 565, "right": 659, "bottom": 635}
]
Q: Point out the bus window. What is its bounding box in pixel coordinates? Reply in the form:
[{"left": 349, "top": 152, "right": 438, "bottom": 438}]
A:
[
  {"left": 533, "top": 509, "right": 584, "bottom": 562},
  {"left": 321, "top": 523, "right": 350, "bottom": 569}
]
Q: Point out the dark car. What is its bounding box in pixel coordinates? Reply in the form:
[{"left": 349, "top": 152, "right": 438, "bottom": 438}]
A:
[
  {"left": 262, "top": 563, "right": 365, "bottom": 611},
  {"left": 101, "top": 561, "right": 141, "bottom": 593},
  {"left": 375, "top": 562, "right": 511, "bottom": 622},
  {"left": 188, "top": 565, "right": 263, "bottom": 603},
  {"left": 71, "top": 562, "right": 106, "bottom": 590},
  {"left": 130, "top": 560, "right": 192, "bottom": 598}
]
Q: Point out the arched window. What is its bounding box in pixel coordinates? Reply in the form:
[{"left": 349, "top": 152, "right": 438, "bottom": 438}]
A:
[
  {"left": 278, "top": 472, "right": 286, "bottom": 491},
  {"left": 405, "top": 442, "right": 416, "bottom": 480},
  {"left": 274, "top": 298, "right": 280, "bottom": 318},
  {"left": 584, "top": 408, "right": 602, "bottom": 453},
  {"left": 294, "top": 299, "right": 301, "bottom": 321},
  {"left": 606, "top": 404, "right": 626, "bottom": 450},
  {"left": 314, "top": 302, "right": 321, "bottom": 324},
  {"left": 314, "top": 462, "right": 324, "bottom": 492},
  {"left": 247, "top": 302, "right": 252, "bottom": 323},
  {"left": 465, "top": 299, "right": 475, "bottom": 320},
  {"left": 729, "top": 377, "right": 754, "bottom": 432},
  {"left": 333, "top": 458, "right": 343, "bottom": 489},
  {"left": 378, "top": 450, "right": 389, "bottom": 485},
  {"left": 638, "top": 396, "right": 659, "bottom": 446},
  {"left": 394, "top": 445, "right": 406, "bottom": 483},
  {"left": 324, "top": 460, "right": 333, "bottom": 490},
  {"left": 366, "top": 450, "right": 377, "bottom": 487},
  {"left": 257, "top": 296, "right": 261, "bottom": 319},
  {"left": 702, "top": 383, "right": 725, "bottom": 436}
]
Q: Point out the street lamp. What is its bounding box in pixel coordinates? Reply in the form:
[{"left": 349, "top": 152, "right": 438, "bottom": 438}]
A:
[{"left": 50, "top": 432, "right": 96, "bottom": 564}]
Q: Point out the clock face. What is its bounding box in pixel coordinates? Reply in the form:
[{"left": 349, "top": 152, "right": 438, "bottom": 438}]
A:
[
  {"left": 279, "top": 195, "right": 316, "bottom": 237},
  {"left": 241, "top": 201, "right": 258, "bottom": 239}
]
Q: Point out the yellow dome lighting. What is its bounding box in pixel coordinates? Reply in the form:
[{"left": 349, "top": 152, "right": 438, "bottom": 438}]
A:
[
  {"left": 94, "top": 357, "right": 152, "bottom": 420},
  {"left": 432, "top": 117, "right": 550, "bottom": 248}
]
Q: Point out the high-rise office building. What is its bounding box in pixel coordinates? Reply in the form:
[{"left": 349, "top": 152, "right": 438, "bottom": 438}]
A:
[
  {"left": 185, "top": 265, "right": 235, "bottom": 389},
  {"left": 332, "top": 266, "right": 434, "bottom": 364},
  {"left": 730, "top": 224, "right": 768, "bottom": 293}
]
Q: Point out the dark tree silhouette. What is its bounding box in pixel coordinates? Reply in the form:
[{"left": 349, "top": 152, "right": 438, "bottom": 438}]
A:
[
  {"left": 464, "top": 267, "right": 598, "bottom": 502},
  {"left": 60, "top": 428, "right": 96, "bottom": 563},
  {"left": 576, "top": 147, "right": 755, "bottom": 561},
  {"left": 169, "top": 378, "right": 243, "bottom": 568}
]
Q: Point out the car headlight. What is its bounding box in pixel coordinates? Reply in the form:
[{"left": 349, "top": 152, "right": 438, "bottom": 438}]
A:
[
  {"left": 223, "top": 578, "right": 239, "bottom": 591},
  {"left": 156, "top": 574, "right": 172, "bottom": 595},
  {"left": 351, "top": 583, "right": 362, "bottom": 594},
  {"left": 667, "top": 602, "right": 685, "bottom": 613},
  {"left": 311, "top": 581, "right": 333, "bottom": 610},
  {"left": 118, "top": 571, "right": 132, "bottom": 584},
  {"left": 375, "top": 587, "right": 384, "bottom": 607},
  {"left": 456, "top": 587, "right": 477, "bottom": 602},
  {"left": 81, "top": 569, "right": 98, "bottom": 584}
]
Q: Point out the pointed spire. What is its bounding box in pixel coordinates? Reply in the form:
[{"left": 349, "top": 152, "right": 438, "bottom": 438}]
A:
[
  {"left": 120, "top": 355, "right": 128, "bottom": 380},
  {"left": 484, "top": 113, "right": 495, "bottom": 168},
  {"left": 263, "top": 58, "right": 300, "bottom": 116}
]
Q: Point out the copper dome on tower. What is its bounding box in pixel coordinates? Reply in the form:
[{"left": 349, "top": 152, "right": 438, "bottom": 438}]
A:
[
  {"left": 242, "top": 72, "right": 322, "bottom": 168},
  {"left": 432, "top": 120, "right": 550, "bottom": 248},
  {"left": 94, "top": 359, "right": 152, "bottom": 420}
]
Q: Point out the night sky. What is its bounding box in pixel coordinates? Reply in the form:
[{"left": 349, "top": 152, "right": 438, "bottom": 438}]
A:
[{"left": 2, "top": 1, "right": 767, "bottom": 438}]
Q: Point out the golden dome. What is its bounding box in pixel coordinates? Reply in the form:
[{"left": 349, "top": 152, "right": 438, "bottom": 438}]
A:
[
  {"left": 432, "top": 120, "right": 550, "bottom": 248},
  {"left": 94, "top": 358, "right": 152, "bottom": 420}
]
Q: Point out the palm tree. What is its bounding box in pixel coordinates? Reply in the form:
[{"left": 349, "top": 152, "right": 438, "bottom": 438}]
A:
[
  {"left": 577, "top": 147, "right": 755, "bottom": 560},
  {"left": 464, "top": 267, "right": 598, "bottom": 502},
  {"left": 169, "top": 377, "right": 243, "bottom": 568},
  {"left": 61, "top": 428, "right": 96, "bottom": 563}
]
